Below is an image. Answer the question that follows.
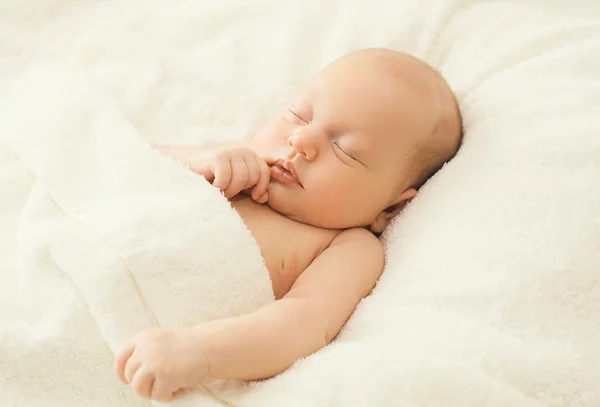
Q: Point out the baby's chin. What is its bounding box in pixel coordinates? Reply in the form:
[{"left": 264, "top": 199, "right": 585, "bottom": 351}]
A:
[
  {"left": 264, "top": 189, "right": 345, "bottom": 230},
  {"left": 264, "top": 184, "right": 311, "bottom": 223},
  {"left": 265, "top": 185, "right": 296, "bottom": 217},
  {"left": 265, "top": 182, "right": 367, "bottom": 230}
]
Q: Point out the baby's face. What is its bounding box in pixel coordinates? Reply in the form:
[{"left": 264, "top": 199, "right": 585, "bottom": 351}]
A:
[{"left": 251, "top": 52, "right": 432, "bottom": 230}]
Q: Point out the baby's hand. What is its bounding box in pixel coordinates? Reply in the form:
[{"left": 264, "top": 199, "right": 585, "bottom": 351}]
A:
[
  {"left": 115, "top": 328, "right": 209, "bottom": 402},
  {"left": 157, "top": 145, "right": 270, "bottom": 203},
  {"left": 199, "top": 147, "right": 270, "bottom": 202}
]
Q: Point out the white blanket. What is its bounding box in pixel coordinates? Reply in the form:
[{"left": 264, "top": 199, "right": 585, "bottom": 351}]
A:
[
  {"left": 0, "top": 66, "right": 274, "bottom": 406},
  {"left": 1, "top": 1, "right": 600, "bottom": 407}
]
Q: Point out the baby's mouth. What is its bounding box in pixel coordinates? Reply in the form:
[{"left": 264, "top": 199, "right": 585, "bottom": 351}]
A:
[{"left": 270, "top": 159, "right": 303, "bottom": 188}]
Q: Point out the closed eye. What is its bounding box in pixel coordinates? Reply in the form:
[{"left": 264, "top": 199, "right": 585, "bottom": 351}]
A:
[
  {"left": 333, "top": 141, "right": 364, "bottom": 166},
  {"left": 288, "top": 108, "right": 309, "bottom": 124}
]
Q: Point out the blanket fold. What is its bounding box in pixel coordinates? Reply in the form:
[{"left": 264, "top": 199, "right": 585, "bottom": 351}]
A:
[{"left": 1, "top": 67, "right": 274, "bottom": 407}]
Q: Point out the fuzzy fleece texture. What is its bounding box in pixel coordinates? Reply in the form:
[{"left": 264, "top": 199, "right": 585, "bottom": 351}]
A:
[{"left": 1, "top": 1, "right": 599, "bottom": 407}]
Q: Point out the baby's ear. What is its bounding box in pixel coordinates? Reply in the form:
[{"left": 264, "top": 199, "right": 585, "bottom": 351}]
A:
[{"left": 369, "top": 188, "right": 417, "bottom": 233}]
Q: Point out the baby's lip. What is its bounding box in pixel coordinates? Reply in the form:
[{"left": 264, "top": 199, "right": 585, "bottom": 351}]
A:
[{"left": 271, "top": 158, "right": 303, "bottom": 188}]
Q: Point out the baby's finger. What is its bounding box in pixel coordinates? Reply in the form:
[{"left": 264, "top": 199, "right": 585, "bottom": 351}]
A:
[
  {"left": 224, "top": 155, "right": 248, "bottom": 198},
  {"left": 124, "top": 357, "right": 142, "bottom": 385},
  {"left": 194, "top": 161, "right": 215, "bottom": 183},
  {"left": 210, "top": 155, "right": 232, "bottom": 191},
  {"left": 131, "top": 369, "right": 155, "bottom": 399},
  {"left": 251, "top": 157, "right": 270, "bottom": 201},
  {"left": 256, "top": 191, "right": 269, "bottom": 204},
  {"left": 243, "top": 154, "right": 261, "bottom": 191},
  {"left": 115, "top": 343, "right": 135, "bottom": 384},
  {"left": 150, "top": 379, "right": 176, "bottom": 403}
]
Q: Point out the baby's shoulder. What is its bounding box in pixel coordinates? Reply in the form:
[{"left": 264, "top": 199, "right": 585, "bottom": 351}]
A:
[
  {"left": 295, "top": 227, "right": 384, "bottom": 298},
  {"left": 322, "top": 227, "right": 384, "bottom": 267},
  {"left": 329, "top": 227, "right": 383, "bottom": 248}
]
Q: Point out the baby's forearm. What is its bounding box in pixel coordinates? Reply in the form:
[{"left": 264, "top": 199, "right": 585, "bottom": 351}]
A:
[{"left": 192, "top": 299, "right": 328, "bottom": 381}]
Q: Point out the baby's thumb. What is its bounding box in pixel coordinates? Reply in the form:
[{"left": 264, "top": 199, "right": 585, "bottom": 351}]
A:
[
  {"left": 114, "top": 342, "right": 136, "bottom": 384},
  {"left": 193, "top": 163, "right": 215, "bottom": 183}
]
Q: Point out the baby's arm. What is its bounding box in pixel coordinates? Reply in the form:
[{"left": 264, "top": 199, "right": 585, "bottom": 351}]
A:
[
  {"left": 197, "top": 228, "right": 384, "bottom": 380},
  {"left": 115, "top": 228, "right": 383, "bottom": 400}
]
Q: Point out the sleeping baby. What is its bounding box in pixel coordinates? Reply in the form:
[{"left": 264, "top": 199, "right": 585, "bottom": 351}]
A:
[{"left": 115, "top": 48, "right": 462, "bottom": 402}]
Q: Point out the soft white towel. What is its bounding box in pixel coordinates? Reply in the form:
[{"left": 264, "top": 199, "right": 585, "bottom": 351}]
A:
[{"left": 0, "top": 67, "right": 273, "bottom": 407}]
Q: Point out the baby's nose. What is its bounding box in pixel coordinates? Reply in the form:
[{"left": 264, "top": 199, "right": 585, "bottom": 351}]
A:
[
  {"left": 288, "top": 126, "right": 323, "bottom": 161},
  {"left": 287, "top": 130, "right": 319, "bottom": 161}
]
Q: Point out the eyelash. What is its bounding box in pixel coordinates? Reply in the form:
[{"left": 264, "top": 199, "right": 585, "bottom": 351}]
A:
[
  {"left": 333, "top": 141, "right": 356, "bottom": 162},
  {"left": 288, "top": 108, "right": 309, "bottom": 124}
]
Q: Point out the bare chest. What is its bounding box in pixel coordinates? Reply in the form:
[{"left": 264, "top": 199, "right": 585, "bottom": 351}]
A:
[{"left": 230, "top": 196, "right": 337, "bottom": 299}]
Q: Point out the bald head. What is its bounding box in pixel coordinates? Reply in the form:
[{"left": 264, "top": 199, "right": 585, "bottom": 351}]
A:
[
  {"left": 401, "top": 55, "right": 463, "bottom": 189},
  {"left": 339, "top": 48, "right": 462, "bottom": 190}
]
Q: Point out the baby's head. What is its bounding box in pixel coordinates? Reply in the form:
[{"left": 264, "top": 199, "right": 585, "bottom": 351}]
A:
[{"left": 251, "top": 48, "right": 462, "bottom": 232}]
